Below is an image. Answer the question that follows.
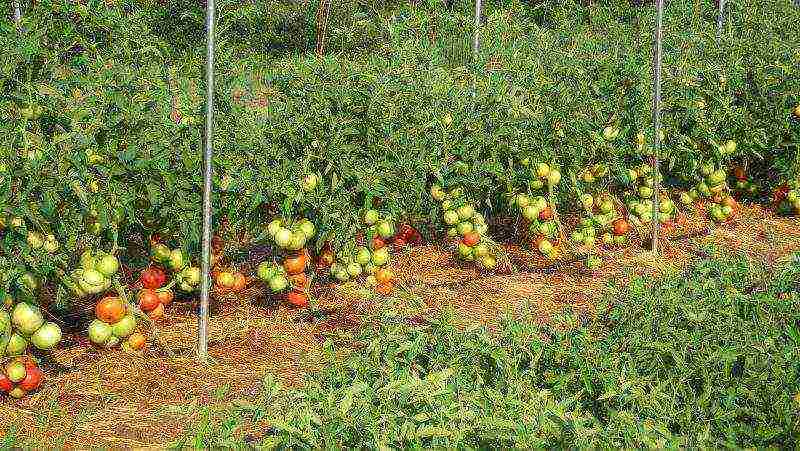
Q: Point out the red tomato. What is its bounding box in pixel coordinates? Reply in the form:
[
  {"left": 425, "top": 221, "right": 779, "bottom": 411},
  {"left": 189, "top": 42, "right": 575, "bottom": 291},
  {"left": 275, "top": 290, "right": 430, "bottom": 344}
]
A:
[
  {"left": 409, "top": 231, "right": 422, "bottom": 245},
  {"left": 0, "top": 373, "right": 13, "bottom": 393},
  {"left": 18, "top": 365, "right": 43, "bottom": 392},
  {"left": 732, "top": 166, "right": 747, "bottom": 181},
  {"left": 140, "top": 267, "right": 167, "bottom": 289},
  {"left": 285, "top": 291, "right": 309, "bottom": 308},
  {"left": 393, "top": 238, "right": 406, "bottom": 249}
]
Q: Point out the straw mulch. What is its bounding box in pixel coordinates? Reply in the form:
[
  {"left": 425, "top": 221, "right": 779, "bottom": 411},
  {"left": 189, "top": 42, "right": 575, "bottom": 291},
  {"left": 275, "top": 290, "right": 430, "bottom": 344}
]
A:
[{"left": 1, "top": 204, "right": 798, "bottom": 448}]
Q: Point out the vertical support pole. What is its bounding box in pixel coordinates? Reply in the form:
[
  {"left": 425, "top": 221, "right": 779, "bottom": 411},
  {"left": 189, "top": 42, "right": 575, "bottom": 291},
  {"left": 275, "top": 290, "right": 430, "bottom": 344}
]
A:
[
  {"left": 198, "top": 0, "right": 216, "bottom": 362},
  {"left": 12, "top": 0, "right": 21, "bottom": 25},
  {"left": 472, "top": 0, "right": 482, "bottom": 56},
  {"left": 716, "top": 0, "right": 726, "bottom": 42},
  {"left": 651, "top": 0, "right": 664, "bottom": 255}
]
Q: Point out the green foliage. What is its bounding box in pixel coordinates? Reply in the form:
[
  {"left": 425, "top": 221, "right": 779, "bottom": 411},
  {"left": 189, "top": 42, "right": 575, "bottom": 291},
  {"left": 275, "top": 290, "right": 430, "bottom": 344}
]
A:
[
  {"left": 187, "top": 254, "right": 800, "bottom": 448},
  {"left": 1, "top": 0, "right": 799, "bottom": 303}
]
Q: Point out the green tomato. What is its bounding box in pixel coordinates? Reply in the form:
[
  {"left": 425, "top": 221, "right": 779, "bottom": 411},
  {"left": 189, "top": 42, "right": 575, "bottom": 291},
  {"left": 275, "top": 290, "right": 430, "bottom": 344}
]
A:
[
  {"left": 88, "top": 320, "right": 113, "bottom": 346},
  {"left": 355, "top": 247, "right": 372, "bottom": 266},
  {"left": 456, "top": 221, "right": 474, "bottom": 236},
  {"left": 377, "top": 220, "right": 395, "bottom": 239},
  {"left": 443, "top": 210, "right": 459, "bottom": 225},
  {"left": 274, "top": 228, "right": 292, "bottom": 248},
  {"left": 363, "top": 209, "right": 380, "bottom": 226},
  {"left": 112, "top": 315, "right": 136, "bottom": 338},
  {"left": 31, "top": 322, "right": 62, "bottom": 350},
  {"left": 269, "top": 275, "right": 289, "bottom": 293},
  {"left": 457, "top": 204, "right": 475, "bottom": 221},
  {"left": 12, "top": 302, "right": 44, "bottom": 336}
]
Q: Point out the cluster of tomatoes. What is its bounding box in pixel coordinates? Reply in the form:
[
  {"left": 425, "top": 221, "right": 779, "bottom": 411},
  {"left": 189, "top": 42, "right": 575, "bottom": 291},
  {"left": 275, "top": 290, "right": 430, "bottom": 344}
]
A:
[
  {"left": 625, "top": 164, "right": 677, "bottom": 228},
  {"left": 0, "top": 356, "right": 44, "bottom": 399},
  {"left": 509, "top": 193, "right": 559, "bottom": 259},
  {"left": 67, "top": 250, "right": 120, "bottom": 299},
  {"left": 257, "top": 249, "right": 310, "bottom": 307},
  {"left": 678, "top": 165, "right": 738, "bottom": 223},
  {"left": 1, "top": 303, "right": 62, "bottom": 358},
  {"left": 88, "top": 296, "right": 144, "bottom": 351},
  {"left": 433, "top": 186, "right": 499, "bottom": 269},
  {"left": 325, "top": 210, "right": 397, "bottom": 294}
]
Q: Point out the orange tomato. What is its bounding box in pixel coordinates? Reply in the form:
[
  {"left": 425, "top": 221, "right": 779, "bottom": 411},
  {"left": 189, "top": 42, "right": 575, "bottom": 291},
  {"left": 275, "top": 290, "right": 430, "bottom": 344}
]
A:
[
  {"left": 283, "top": 252, "right": 308, "bottom": 275},
  {"left": 371, "top": 237, "right": 386, "bottom": 250},
  {"left": 156, "top": 289, "right": 174, "bottom": 306},
  {"left": 375, "top": 268, "right": 395, "bottom": 284},
  {"left": 462, "top": 232, "right": 480, "bottom": 247},
  {"left": 288, "top": 273, "right": 310, "bottom": 291},
  {"left": 721, "top": 195, "right": 739, "bottom": 211},
  {"left": 147, "top": 303, "right": 165, "bottom": 320},
  {"left": 732, "top": 166, "right": 746, "bottom": 181},
  {"left": 376, "top": 282, "right": 394, "bottom": 296},
  {"left": 137, "top": 289, "right": 161, "bottom": 312},
  {"left": 231, "top": 273, "right": 247, "bottom": 292},
  {"left": 127, "top": 333, "right": 147, "bottom": 350},
  {"left": 538, "top": 206, "right": 554, "bottom": 221},
  {"left": 95, "top": 296, "right": 127, "bottom": 324},
  {"left": 285, "top": 291, "right": 309, "bottom": 308},
  {"left": 611, "top": 218, "right": 630, "bottom": 236}
]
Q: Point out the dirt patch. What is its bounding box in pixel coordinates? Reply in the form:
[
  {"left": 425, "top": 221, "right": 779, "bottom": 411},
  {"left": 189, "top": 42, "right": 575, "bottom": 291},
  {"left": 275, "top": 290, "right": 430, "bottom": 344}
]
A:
[{"left": 1, "top": 206, "right": 799, "bottom": 447}]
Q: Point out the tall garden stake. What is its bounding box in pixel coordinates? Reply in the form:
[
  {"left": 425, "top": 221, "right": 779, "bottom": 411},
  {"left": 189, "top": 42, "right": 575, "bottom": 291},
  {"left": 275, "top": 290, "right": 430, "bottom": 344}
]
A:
[
  {"left": 199, "top": 0, "right": 216, "bottom": 362},
  {"left": 651, "top": 0, "right": 664, "bottom": 254},
  {"left": 716, "top": 0, "right": 726, "bottom": 42},
  {"left": 472, "top": 0, "right": 482, "bottom": 56},
  {"left": 12, "top": 0, "right": 21, "bottom": 24}
]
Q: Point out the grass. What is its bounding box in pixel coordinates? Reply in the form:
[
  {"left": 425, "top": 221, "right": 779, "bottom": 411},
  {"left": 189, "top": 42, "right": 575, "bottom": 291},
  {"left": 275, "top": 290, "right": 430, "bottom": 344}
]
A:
[{"left": 174, "top": 252, "right": 800, "bottom": 448}]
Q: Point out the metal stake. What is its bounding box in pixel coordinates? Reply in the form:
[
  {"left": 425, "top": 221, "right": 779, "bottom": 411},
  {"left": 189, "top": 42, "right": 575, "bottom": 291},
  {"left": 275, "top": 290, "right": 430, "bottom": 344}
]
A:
[
  {"left": 12, "top": 0, "right": 21, "bottom": 24},
  {"left": 716, "top": 0, "right": 726, "bottom": 42},
  {"left": 472, "top": 0, "right": 482, "bottom": 56},
  {"left": 199, "top": 0, "right": 216, "bottom": 362},
  {"left": 651, "top": 0, "right": 664, "bottom": 255}
]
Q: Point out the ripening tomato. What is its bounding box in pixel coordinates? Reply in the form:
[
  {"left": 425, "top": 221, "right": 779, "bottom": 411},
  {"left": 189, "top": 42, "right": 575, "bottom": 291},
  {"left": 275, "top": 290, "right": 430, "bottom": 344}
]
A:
[
  {"left": 371, "top": 237, "right": 386, "bottom": 250},
  {"left": 721, "top": 196, "right": 739, "bottom": 211},
  {"left": 375, "top": 268, "right": 395, "bottom": 284},
  {"left": 732, "top": 166, "right": 746, "bottom": 181},
  {"left": 538, "top": 206, "right": 554, "bottom": 221},
  {"left": 285, "top": 291, "right": 309, "bottom": 308},
  {"left": 95, "top": 296, "right": 127, "bottom": 324},
  {"left": 611, "top": 218, "right": 630, "bottom": 237},
  {"left": 137, "top": 289, "right": 161, "bottom": 312},
  {"left": 156, "top": 289, "right": 174, "bottom": 306},
  {"left": 231, "top": 273, "right": 247, "bottom": 292},
  {"left": 283, "top": 252, "right": 308, "bottom": 275},
  {"left": 462, "top": 232, "right": 480, "bottom": 247},
  {"left": 140, "top": 267, "right": 167, "bottom": 289},
  {"left": 393, "top": 238, "right": 406, "bottom": 249},
  {"left": 147, "top": 303, "right": 165, "bottom": 320},
  {"left": 409, "top": 231, "right": 422, "bottom": 245},
  {"left": 288, "top": 273, "right": 310, "bottom": 291},
  {"left": 215, "top": 271, "right": 236, "bottom": 289},
  {"left": 376, "top": 282, "right": 394, "bottom": 295},
  {"left": 127, "top": 333, "right": 146, "bottom": 351}
]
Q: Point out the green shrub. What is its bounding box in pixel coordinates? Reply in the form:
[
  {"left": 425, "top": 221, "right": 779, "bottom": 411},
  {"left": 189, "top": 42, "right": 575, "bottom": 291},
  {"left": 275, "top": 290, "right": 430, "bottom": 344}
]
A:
[
  {"left": 187, "top": 255, "right": 800, "bottom": 448},
  {"left": 1, "top": 0, "right": 799, "bottom": 304}
]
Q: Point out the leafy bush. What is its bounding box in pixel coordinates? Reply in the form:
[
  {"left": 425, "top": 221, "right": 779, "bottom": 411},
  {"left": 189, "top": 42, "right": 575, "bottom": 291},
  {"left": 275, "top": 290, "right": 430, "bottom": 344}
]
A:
[
  {"left": 187, "top": 255, "right": 800, "bottom": 448},
  {"left": 1, "top": 0, "right": 799, "bottom": 304}
]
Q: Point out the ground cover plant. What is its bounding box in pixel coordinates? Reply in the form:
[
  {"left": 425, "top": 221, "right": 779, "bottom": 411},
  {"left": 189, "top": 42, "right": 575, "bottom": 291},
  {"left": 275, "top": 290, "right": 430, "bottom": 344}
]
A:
[{"left": 178, "top": 254, "right": 800, "bottom": 448}]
